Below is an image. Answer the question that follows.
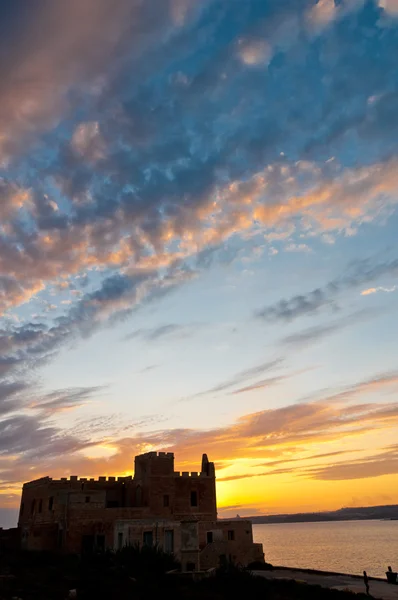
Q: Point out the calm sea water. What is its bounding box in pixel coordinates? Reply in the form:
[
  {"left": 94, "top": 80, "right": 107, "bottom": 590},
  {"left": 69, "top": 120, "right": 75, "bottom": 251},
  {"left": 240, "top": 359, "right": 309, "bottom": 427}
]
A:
[{"left": 253, "top": 520, "right": 398, "bottom": 578}]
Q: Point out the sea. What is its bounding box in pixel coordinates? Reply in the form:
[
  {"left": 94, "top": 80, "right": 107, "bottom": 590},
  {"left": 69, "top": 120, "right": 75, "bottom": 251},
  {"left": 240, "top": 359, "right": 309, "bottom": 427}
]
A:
[{"left": 253, "top": 519, "right": 398, "bottom": 578}]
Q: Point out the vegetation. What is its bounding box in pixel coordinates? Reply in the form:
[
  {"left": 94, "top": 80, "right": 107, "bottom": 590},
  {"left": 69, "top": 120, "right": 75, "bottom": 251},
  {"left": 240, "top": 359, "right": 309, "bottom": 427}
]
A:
[{"left": 0, "top": 546, "right": 370, "bottom": 600}]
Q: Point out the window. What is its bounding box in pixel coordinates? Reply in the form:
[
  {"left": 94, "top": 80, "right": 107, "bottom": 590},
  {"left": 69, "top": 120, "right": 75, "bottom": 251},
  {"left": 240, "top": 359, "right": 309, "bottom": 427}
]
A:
[
  {"left": 31, "top": 500, "right": 36, "bottom": 515},
  {"left": 38, "top": 499, "right": 43, "bottom": 513},
  {"left": 164, "top": 530, "right": 174, "bottom": 553},
  {"left": 163, "top": 494, "right": 170, "bottom": 507},
  {"left": 135, "top": 486, "right": 142, "bottom": 507},
  {"left": 143, "top": 531, "right": 153, "bottom": 546},
  {"left": 85, "top": 496, "right": 90, "bottom": 503},
  {"left": 58, "top": 530, "right": 64, "bottom": 548},
  {"left": 186, "top": 562, "right": 196, "bottom": 572},
  {"left": 82, "top": 535, "right": 95, "bottom": 555},
  {"left": 107, "top": 500, "right": 119, "bottom": 508},
  {"left": 228, "top": 530, "right": 235, "bottom": 541},
  {"left": 48, "top": 496, "right": 54, "bottom": 511},
  {"left": 20, "top": 503, "right": 24, "bottom": 516},
  {"left": 118, "top": 532, "right": 124, "bottom": 550},
  {"left": 190, "top": 490, "right": 198, "bottom": 507},
  {"left": 96, "top": 534, "right": 105, "bottom": 552},
  {"left": 206, "top": 531, "right": 213, "bottom": 544}
]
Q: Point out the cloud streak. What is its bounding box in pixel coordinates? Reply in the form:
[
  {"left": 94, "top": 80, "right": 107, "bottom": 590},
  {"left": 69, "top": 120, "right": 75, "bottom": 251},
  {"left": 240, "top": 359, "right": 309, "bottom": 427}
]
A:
[
  {"left": 256, "top": 257, "right": 398, "bottom": 322},
  {"left": 183, "top": 358, "right": 284, "bottom": 400}
]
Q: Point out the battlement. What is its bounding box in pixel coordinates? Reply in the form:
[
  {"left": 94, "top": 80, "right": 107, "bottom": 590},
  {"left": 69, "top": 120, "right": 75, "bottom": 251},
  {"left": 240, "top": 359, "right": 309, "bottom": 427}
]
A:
[
  {"left": 136, "top": 451, "right": 174, "bottom": 459},
  {"left": 22, "top": 452, "right": 214, "bottom": 489},
  {"left": 23, "top": 475, "right": 134, "bottom": 488},
  {"left": 173, "top": 471, "right": 212, "bottom": 478}
]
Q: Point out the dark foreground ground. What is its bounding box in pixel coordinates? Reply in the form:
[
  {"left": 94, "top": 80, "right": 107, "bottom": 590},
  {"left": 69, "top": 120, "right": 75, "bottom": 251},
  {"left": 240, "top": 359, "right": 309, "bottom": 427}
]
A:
[
  {"left": 254, "top": 567, "right": 398, "bottom": 600},
  {"left": 0, "top": 548, "right": 377, "bottom": 600}
]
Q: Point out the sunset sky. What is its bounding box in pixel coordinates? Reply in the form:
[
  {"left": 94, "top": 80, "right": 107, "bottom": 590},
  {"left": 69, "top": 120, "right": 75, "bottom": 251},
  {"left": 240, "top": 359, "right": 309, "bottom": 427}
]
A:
[{"left": 1, "top": 0, "right": 398, "bottom": 529}]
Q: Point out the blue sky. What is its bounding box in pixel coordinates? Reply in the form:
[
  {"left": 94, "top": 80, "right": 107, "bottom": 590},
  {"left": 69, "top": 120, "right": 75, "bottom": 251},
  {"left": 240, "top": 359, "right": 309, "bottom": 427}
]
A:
[{"left": 1, "top": 0, "right": 398, "bottom": 527}]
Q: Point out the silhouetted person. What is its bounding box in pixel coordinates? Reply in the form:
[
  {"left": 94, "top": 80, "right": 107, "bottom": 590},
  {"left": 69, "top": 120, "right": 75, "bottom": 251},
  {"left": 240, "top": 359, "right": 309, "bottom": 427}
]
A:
[
  {"left": 386, "top": 566, "right": 397, "bottom": 584},
  {"left": 363, "top": 571, "right": 370, "bottom": 595}
]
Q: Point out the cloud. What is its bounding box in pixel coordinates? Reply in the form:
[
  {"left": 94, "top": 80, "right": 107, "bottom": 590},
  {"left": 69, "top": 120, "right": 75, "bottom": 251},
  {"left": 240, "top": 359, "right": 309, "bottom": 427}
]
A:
[
  {"left": 0, "top": 0, "right": 181, "bottom": 164},
  {"left": 256, "top": 287, "right": 334, "bottom": 322},
  {"left": 238, "top": 39, "right": 273, "bottom": 66},
  {"left": 231, "top": 368, "right": 314, "bottom": 395},
  {"left": 285, "top": 243, "right": 312, "bottom": 253},
  {"left": 1, "top": 0, "right": 398, "bottom": 514},
  {"left": 1, "top": 368, "right": 398, "bottom": 505},
  {"left": 231, "top": 375, "right": 291, "bottom": 395},
  {"left": 137, "top": 364, "right": 159, "bottom": 374},
  {"left": 0, "top": 2, "right": 397, "bottom": 320},
  {"left": 307, "top": 0, "right": 337, "bottom": 32},
  {"left": 280, "top": 309, "right": 378, "bottom": 348},
  {"left": 361, "top": 285, "right": 397, "bottom": 295},
  {"left": 125, "top": 323, "right": 199, "bottom": 342},
  {"left": 184, "top": 358, "right": 283, "bottom": 400},
  {"left": 71, "top": 122, "right": 106, "bottom": 162},
  {"left": 0, "top": 413, "right": 95, "bottom": 459},
  {"left": 306, "top": 444, "right": 398, "bottom": 480},
  {"left": 29, "top": 386, "right": 106, "bottom": 415},
  {"left": 379, "top": 0, "right": 398, "bottom": 15},
  {"left": 314, "top": 370, "right": 398, "bottom": 405},
  {"left": 256, "top": 255, "right": 398, "bottom": 322}
]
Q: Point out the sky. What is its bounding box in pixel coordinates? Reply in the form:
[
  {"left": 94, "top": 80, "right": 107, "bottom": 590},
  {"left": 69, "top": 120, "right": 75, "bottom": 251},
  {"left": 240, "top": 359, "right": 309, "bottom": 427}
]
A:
[{"left": 1, "top": 0, "right": 398, "bottom": 529}]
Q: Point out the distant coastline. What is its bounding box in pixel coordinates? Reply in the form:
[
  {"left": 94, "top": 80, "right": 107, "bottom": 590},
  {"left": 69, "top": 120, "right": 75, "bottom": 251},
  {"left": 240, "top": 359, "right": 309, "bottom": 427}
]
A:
[{"left": 229, "top": 504, "right": 398, "bottom": 525}]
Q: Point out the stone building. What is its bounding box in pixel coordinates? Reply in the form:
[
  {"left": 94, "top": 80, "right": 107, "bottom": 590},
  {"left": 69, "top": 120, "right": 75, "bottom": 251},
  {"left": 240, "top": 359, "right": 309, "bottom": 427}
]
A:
[{"left": 18, "top": 451, "right": 263, "bottom": 571}]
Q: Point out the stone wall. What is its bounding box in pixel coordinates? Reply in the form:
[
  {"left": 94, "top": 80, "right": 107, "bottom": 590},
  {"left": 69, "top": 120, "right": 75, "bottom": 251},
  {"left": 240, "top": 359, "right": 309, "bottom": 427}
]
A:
[
  {"left": 16, "top": 451, "right": 263, "bottom": 570},
  {"left": 199, "top": 520, "right": 263, "bottom": 569}
]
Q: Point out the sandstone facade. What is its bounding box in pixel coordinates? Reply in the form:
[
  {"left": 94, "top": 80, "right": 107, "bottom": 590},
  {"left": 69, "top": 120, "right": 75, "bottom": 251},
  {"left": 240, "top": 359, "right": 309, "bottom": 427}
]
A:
[{"left": 18, "top": 452, "right": 263, "bottom": 570}]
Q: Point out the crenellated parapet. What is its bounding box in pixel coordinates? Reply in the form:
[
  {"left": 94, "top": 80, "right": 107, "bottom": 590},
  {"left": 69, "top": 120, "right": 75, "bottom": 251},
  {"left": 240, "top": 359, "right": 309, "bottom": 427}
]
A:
[{"left": 173, "top": 471, "right": 213, "bottom": 478}]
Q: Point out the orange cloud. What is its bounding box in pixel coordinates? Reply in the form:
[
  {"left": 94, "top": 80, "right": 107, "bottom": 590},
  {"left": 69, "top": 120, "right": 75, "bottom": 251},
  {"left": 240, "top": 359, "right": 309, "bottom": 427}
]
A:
[
  {"left": 2, "top": 155, "right": 398, "bottom": 317},
  {"left": 379, "top": 0, "right": 398, "bottom": 15},
  {"left": 2, "top": 372, "right": 398, "bottom": 495},
  {"left": 361, "top": 286, "right": 397, "bottom": 296}
]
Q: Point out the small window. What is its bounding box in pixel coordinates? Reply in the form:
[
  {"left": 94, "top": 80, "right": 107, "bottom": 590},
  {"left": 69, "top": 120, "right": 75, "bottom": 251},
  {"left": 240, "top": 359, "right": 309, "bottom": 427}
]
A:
[
  {"left": 107, "top": 500, "right": 119, "bottom": 508},
  {"left": 48, "top": 496, "right": 54, "bottom": 511},
  {"left": 20, "top": 503, "right": 24, "bottom": 516},
  {"left": 58, "top": 530, "right": 64, "bottom": 548},
  {"left": 143, "top": 531, "right": 153, "bottom": 546},
  {"left": 163, "top": 494, "right": 169, "bottom": 507},
  {"left": 85, "top": 496, "right": 90, "bottom": 503},
  {"left": 31, "top": 500, "right": 36, "bottom": 515},
  {"left": 118, "top": 532, "right": 124, "bottom": 550},
  {"left": 38, "top": 499, "right": 43, "bottom": 513},
  {"left": 164, "top": 530, "right": 174, "bottom": 553},
  {"left": 96, "top": 535, "right": 105, "bottom": 552},
  {"left": 190, "top": 490, "right": 198, "bottom": 507},
  {"left": 228, "top": 530, "right": 235, "bottom": 541},
  {"left": 219, "top": 554, "right": 227, "bottom": 567},
  {"left": 206, "top": 531, "right": 213, "bottom": 544}
]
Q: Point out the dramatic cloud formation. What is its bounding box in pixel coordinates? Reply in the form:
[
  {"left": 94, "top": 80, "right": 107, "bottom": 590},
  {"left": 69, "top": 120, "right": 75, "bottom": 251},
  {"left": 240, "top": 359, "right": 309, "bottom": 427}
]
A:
[{"left": 1, "top": 0, "right": 398, "bottom": 520}]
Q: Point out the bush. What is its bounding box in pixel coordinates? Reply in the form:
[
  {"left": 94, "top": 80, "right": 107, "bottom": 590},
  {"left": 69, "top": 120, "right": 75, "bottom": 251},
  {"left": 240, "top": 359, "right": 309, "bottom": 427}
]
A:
[{"left": 114, "top": 543, "right": 180, "bottom": 578}]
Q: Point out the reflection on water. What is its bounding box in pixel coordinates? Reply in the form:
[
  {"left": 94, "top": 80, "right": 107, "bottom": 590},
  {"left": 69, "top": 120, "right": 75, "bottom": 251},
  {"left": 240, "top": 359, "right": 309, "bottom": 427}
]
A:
[{"left": 253, "top": 519, "right": 398, "bottom": 578}]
